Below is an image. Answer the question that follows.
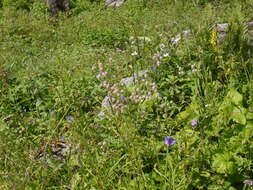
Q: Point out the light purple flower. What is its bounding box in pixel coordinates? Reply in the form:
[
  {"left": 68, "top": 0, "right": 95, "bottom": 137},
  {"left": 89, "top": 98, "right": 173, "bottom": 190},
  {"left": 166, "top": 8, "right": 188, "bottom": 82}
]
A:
[
  {"left": 244, "top": 179, "right": 253, "bottom": 186},
  {"left": 116, "top": 48, "right": 122, "bottom": 52},
  {"left": 191, "top": 119, "right": 198, "bottom": 127},
  {"left": 102, "top": 72, "right": 107, "bottom": 77},
  {"left": 165, "top": 137, "right": 175, "bottom": 146},
  {"left": 50, "top": 111, "right": 56, "bottom": 116},
  {"left": 29, "top": 120, "right": 35, "bottom": 125},
  {"left": 66, "top": 116, "right": 74, "bottom": 122}
]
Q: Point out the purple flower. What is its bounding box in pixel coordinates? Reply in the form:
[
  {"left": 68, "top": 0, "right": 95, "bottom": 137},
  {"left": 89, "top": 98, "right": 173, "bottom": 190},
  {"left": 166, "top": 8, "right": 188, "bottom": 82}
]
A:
[
  {"left": 191, "top": 119, "right": 198, "bottom": 127},
  {"left": 121, "top": 96, "right": 126, "bottom": 104},
  {"left": 244, "top": 179, "right": 253, "bottom": 186},
  {"left": 29, "top": 120, "right": 35, "bottom": 125},
  {"left": 116, "top": 48, "right": 122, "bottom": 52},
  {"left": 66, "top": 115, "right": 74, "bottom": 122},
  {"left": 165, "top": 137, "right": 175, "bottom": 146}
]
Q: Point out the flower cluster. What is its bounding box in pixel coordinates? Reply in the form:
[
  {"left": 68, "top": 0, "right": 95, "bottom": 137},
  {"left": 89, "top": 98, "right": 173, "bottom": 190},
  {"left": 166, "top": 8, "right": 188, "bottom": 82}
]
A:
[
  {"left": 129, "top": 78, "right": 158, "bottom": 103},
  {"left": 244, "top": 179, "right": 253, "bottom": 186},
  {"left": 95, "top": 62, "right": 108, "bottom": 80},
  {"left": 152, "top": 43, "right": 170, "bottom": 67},
  {"left": 94, "top": 62, "right": 127, "bottom": 113},
  {"left": 102, "top": 82, "right": 126, "bottom": 112},
  {"left": 210, "top": 28, "right": 218, "bottom": 52}
]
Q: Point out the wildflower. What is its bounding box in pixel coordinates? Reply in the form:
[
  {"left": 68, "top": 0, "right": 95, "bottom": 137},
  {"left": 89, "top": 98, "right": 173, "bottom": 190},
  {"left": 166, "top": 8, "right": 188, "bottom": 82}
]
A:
[
  {"left": 96, "top": 72, "right": 102, "bottom": 80},
  {"left": 29, "top": 120, "right": 35, "bottom": 125},
  {"left": 121, "top": 96, "right": 126, "bottom": 104},
  {"left": 159, "top": 43, "right": 165, "bottom": 50},
  {"left": 163, "top": 53, "right": 170, "bottom": 57},
  {"left": 91, "top": 65, "right": 96, "bottom": 71},
  {"left": 244, "top": 179, "right": 253, "bottom": 186},
  {"left": 159, "top": 33, "right": 165, "bottom": 38},
  {"left": 191, "top": 119, "right": 198, "bottom": 127},
  {"left": 210, "top": 28, "right": 218, "bottom": 52},
  {"left": 98, "top": 62, "right": 103, "bottom": 71},
  {"left": 191, "top": 64, "right": 197, "bottom": 73},
  {"left": 156, "top": 61, "right": 161, "bottom": 66},
  {"left": 50, "top": 111, "right": 56, "bottom": 116},
  {"left": 116, "top": 48, "right": 122, "bottom": 52},
  {"left": 131, "top": 51, "right": 138, "bottom": 56},
  {"left": 101, "top": 81, "right": 108, "bottom": 88},
  {"left": 165, "top": 137, "right": 175, "bottom": 146},
  {"left": 102, "top": 71, "right": 108, "bottom": 77},
  {"left": 66, "top": 116, "right": 74, "bottom": 122}
]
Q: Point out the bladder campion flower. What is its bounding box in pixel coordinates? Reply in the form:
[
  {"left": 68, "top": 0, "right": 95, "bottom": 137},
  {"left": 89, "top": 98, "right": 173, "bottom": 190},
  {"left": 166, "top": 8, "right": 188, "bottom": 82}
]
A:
[
  {"left": 191, "top": 119, "right": 198, "bottom": 127},
  {"left": 244, "top": 179, "right": 253, "bottom": 186},
  {"left": 165, "top": 137, "right": 175, "bottom": 146}
]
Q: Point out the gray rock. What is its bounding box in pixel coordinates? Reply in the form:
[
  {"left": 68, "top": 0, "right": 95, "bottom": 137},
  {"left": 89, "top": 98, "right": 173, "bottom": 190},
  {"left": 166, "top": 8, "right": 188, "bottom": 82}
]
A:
[
  {"left": 170, "top": 22, "right": 253, "bottom": 47},
  {"left": 120, "top": 70, "right": 148, "bottom": 86},
  {"left": 44, "top": 0, "right": 69, "bottom": 16},
  {"left": 105, "top": 0, "right": 124, "bottom": 7},
  {"left": 247, "top": 21, "right": 253, "bottom": 28},
  {"left": 213, "top": 22, "right": 253, "bottom": 45},
  {"left": 215, "top": 23, "right": 229, "bottom": 32}
]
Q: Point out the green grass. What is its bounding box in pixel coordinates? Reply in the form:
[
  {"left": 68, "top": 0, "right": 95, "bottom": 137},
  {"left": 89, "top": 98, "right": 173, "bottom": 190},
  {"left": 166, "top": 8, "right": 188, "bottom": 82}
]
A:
[{"left": 1, "top": 0, "right": 253, "bottom": 189}]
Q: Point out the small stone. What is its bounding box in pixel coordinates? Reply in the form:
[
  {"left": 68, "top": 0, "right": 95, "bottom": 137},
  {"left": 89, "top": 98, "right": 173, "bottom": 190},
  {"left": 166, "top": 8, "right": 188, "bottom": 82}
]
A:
[{"left": 105, "top": 0, "right": 124, "bottom": 7}]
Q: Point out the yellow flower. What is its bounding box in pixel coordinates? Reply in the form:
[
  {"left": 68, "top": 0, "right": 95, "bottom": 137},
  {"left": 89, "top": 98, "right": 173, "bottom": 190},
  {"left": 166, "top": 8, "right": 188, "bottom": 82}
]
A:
[{"left": 210, "top": 28, "right": 218, "bottom": 52}]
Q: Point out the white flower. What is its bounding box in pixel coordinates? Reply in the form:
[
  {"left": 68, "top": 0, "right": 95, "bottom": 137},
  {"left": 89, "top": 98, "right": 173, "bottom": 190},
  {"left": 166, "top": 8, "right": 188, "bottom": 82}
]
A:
[
  {"left": 96, "top": 73, "right": 102, "bottom": 80},
  {"left": 131, "top": 51, "right": 138, "bottom": 56},
  {"left": 163, "top": 53, "right": 170, "bottom": 57}
]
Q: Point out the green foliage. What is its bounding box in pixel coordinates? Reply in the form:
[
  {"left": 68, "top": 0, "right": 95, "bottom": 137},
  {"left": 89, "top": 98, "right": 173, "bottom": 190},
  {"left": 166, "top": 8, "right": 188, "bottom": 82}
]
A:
[
  {"left": 2, "top": 0, "right": 34, "bottom": 10},
  {"left": 1, "top": 0, "right": 253, "bottom": 189}
]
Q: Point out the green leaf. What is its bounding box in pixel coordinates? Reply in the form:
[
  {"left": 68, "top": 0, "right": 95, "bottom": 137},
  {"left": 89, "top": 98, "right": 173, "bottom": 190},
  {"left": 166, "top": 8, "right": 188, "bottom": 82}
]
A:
[
  {"left": 70, "top": 173, "right": 81, "bottom": 190},
  {"left": 231, "top": 107, "right": 246, "bottom": 125},
  {"left": 227, "top": 89, "right": 243, "bottom": 105},
  {"left": 246, "top": 111, "right": 253, "bottom": 120},
  {"left": 177, "top": 102, "right": 198, "bottom": 121},
  {"left": 0, "top": 120, "right": 7, "bottom": 132},
  {"left": 212, "top": 153, "right": 235, "bottom": 174}
]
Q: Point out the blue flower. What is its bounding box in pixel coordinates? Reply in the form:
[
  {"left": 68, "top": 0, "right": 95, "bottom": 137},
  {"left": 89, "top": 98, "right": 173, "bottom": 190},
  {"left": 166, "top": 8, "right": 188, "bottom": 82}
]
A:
[
  {"left": 191, "top": 119, "right": 198, "bottom": 127},
  {"left": 121, "top": 96, "right": 126, "bottom": 104},
  {"left": 165, "top": 137, "right": 175, "bottom": 146}
]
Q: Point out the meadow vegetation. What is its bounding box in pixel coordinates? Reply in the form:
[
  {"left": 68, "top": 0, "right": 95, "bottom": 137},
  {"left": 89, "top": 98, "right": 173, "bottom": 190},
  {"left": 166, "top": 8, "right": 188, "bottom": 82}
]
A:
[{"left": 1, "top": 0, "right": 253, "bottom": 189}]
